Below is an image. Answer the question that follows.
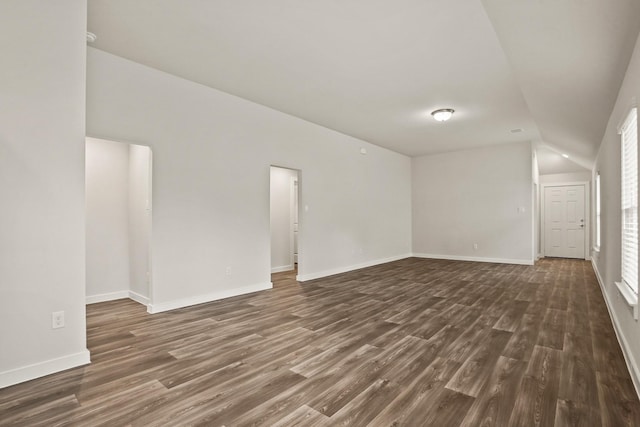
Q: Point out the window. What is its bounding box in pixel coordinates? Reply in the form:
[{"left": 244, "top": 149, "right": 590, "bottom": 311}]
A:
[
  {"left": 595, "top": 173, "right": 601, "bottom": 249},
  {"left": 621, "top": 107, "right": 638, "bottom": 294}
]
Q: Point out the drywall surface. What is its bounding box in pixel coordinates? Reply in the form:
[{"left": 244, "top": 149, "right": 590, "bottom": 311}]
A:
[
  {"left": 0, "top": 1, "right": 89, "bottom": 387},
  {"left": 128, "top": 144, "right": 152, "bottom": 300},
  {"left": 412, "top": 142, "right": 533, "bottom": 264},
  {"left": 86, "top": 48, "right": 412, "bottom": 310},
  {"left": 540, "top": 171, "right": 592, "bottom": 183},
  {"left": 270, "top": 167, "right": 298, "bottom": 272},
  {"left": 86, "top": 138, "right": 130, "bottom": 298},
  {"left": 592, "top": 31, "right": 640, "bottom": 394}
]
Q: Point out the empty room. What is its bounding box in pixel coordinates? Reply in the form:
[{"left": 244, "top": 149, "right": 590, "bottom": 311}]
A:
[{"left": 2, "top": 1, "right": 640, "bottom": 425}]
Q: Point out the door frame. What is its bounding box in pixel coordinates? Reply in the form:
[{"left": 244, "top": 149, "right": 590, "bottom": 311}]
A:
[
  {"left": 540, "top": 181, "right": 590, "bottom": 260},
  {"left": 290, "top": 175, "right": 299, "bottom": 267}
]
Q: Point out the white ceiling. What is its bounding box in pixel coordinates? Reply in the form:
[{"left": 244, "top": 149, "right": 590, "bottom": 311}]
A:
[{"left": 87, "top": 0, "right": 640, "bottom": 172}]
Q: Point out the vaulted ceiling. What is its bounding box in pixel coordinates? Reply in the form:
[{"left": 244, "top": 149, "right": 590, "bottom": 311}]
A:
[{"left": 87, "top": 0, "right": 640, "bottom": 173}]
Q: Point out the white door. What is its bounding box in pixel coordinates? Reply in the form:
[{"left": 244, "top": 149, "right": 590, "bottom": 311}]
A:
[{"left": 544, "top": 185, "right": 585, "bottom": 258}]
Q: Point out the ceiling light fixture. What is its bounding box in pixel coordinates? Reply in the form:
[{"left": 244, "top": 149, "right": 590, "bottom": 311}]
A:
[
  {"left": 86, "top": 32, "right": 97, "bottom": 43},
  {"left": 431, "top": 108, "right": 455, "bottom": 122},
  {"left": 562, "top": 153, "right": 569, "bottom": 159}
]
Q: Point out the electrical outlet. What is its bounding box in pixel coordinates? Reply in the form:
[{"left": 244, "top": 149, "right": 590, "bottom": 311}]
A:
[
  {"left": 52, "top": 311, "right": 65, "bottom": 329},
  {"left": 226, "top": 266, "right": 232, "bottom": 276},
  {"left": 473, "top": 243, "right": 479, "bottom": 250}
]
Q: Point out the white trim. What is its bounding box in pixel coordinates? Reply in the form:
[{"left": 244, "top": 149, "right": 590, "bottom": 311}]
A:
[
  {"left": 541, "top": 181, "right": 590, "bottom": 187},
  {"left": 271, "top": 265, "right": 295, "bottom": 273},
  {"left": 594, "top": 173, "right": 601, "bottom": 250},
  {"left": 86, "top": 290, "right": 150, "bottom": 307},
  {"left": 533, "top": 181, "right": 539, "bottom": 264},
  {"left": 592, "top": 260, "right": 640, "bottom": 401},
  {"left": 86, "top": 290, "right": 129, "bottom": 304},
  {"left": 296, "top": 253, "right": 412, "bottom": 282},
  {"left": 147, "top": 281, "right": 272, "bottom": 314},
  {"left": 128, "top": 290, "right": 150, "bottom": 306},
  {"left": 412, "top": 253, "right": 533, "bottom": 266},
  {"left": 0, "top": 350, "right": 90, "bottom": 389},
  {"left": 615, "top": 281, "right": 639, "bottom": 320},
  {"left": 540, "top": 182, "right": 590, "bottom": 260},
  {"left": 290, "top": 175, "right": 297, "bottom": 270},
  {"left": 617, "top": 104, "right": 638, "bottom": 134}
]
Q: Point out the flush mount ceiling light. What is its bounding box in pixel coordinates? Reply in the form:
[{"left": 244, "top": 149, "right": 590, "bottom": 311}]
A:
[
  {"left": 562, "top": 153, "right": 569, "bottom": 159},
  {"left": 86, "top": 32, "right": 97, "bottom": 43},
  {"left": 431, "top": 108, "right": 455, "bottom": 122}
]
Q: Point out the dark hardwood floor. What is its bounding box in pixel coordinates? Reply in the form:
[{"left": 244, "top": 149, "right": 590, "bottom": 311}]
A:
[{"left": 2, "top": 257, "right": 640, "bottom": 426}]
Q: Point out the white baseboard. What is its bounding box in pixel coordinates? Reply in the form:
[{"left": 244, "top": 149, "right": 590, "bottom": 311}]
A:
[
  {"left": 271, "top": 265, "right": 295, "bottom": 273},
  {"left": 296, "top": 253, "right": 412, "bottom": 282},
  {"left": 591, "top": 260, "right": 640, "bottom": 401},
  {"left": 128, "top": 290, "right": 150, "bottom": 306},
  {"left": 86, "top": 290, "right": 149, "bottom": 307},
  {"left": 0, "top": 350, "right": 90, "bottom": 389},
  {"left": 86, "top": 290, "right": 129, "bottom": 304},
  {"left": 412, "top": 253, "right": 534, "bottom": 266},
  {"left": 147, "top": 282, "right": 273, "bottom": 314}
]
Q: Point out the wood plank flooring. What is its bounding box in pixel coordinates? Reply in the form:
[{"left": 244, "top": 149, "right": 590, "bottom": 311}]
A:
[{"left": 2, "top": 257, "right": 640, "bottom": 426}]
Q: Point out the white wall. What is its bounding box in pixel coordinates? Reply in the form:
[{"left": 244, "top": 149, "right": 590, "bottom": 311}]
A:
[
  {"left": 270, "top": 167, "right": 298, "bottom": 272},
  {"left": 0, "top": 1, "right": 89, "bottom": 388},
  {"left": 86, "top": 138, "right": 130, "bottom": 300},
  {"left": 412, "top": 142, "right": 533, "bottom": 264},
  {"left": 86, "top": 48, "right": 412, "bottom": 312},
  {"left": 128, "top": 144, "right": 152, "bottom": 302},
  {"left": 540, "top": 171, "right": 591, "bottom": 183},
  {"left": 592, "top": 31, "right": 640, "bottom": 395}
]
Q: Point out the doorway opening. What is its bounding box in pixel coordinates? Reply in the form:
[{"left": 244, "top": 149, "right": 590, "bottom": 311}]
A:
[
  {"left": 270, "top": 166, "right": 300, "bottom": 283},
  {"left": 85, "top": 137, "right": 152, "bottom": 308}
]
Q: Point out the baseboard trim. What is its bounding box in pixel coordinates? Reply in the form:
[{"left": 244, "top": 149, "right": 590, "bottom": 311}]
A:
[
  {"left": 271, "top": 265, "right": 295, "bottom": 273},
  {"left": 86, "top": 290, "right": 150, "bottom": 307},
  {"left": 86, "top": 290, "right": 129, "bottom": 304},
  {"left": 147, "top": 282, "right": 273, "bottom": 314},
  {"left": 296, "top": 253, "right": 412, "bottom": 282},
  {"left": 0, "top": 349, "right": 90, "bottom": 389},
  {"left": 128, "top": 290, "right": 150, "bottom": 306},
  {"left": 412, "top": 253, "right": 534, "bottom": 266},
  {"left": 591, "top": 259, "right": 640, "bottom": 401}
]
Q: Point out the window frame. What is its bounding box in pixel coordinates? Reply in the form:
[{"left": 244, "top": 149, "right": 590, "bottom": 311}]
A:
[
  {"left": 595, "top": 173, "right": 601, "bottom": 250},
  {"left": 620, "top": 107, "right": 638, "bottom": 295}
]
